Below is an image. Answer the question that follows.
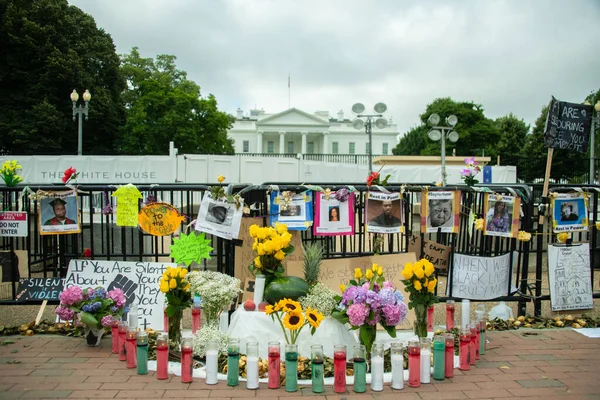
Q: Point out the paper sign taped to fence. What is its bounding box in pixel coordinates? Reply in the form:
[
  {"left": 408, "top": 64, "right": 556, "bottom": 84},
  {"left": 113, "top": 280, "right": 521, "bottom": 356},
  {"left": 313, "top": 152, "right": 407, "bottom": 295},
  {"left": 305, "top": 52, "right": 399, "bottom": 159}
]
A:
[
  {"left": 0, "top": 212, "right": 28, "bottom": 237},
  {"left": 548, "top": 244, "right": 593, "bottom": 311},
  {"left": 450, "top": 252, "right": 517, "bottom": 300},
  {"left": 138, "top": 202, "right": 184, "bottom": 236},
  {"left": 65, "top": 260, "right": 178, "bottom": 330},
  {"left": 112, "top": 184, "right": 142, "bottom": 227}
]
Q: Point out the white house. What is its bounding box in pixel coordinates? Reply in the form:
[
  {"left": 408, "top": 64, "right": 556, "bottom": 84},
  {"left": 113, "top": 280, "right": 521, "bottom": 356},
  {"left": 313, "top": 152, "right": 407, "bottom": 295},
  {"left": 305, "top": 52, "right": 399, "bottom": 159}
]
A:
[{"left": 228, "top": 107, "right": 399, "bottom": 155}]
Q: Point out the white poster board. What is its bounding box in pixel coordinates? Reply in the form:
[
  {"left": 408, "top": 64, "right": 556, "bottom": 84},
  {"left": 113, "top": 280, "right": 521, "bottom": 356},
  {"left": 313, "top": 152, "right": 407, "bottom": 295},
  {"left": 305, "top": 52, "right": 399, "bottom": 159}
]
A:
[
  {"left": 195, "top": 193, "right": 243, "bottom": 240},
  {"left": 548, "top": 244, "right": 593, "bottom": 311},
  {"left": 0, "top": 212, "right": 28, "bottom": 237},
  {"left": 450, "top": 252, "right": 517, "bottom": 300},
  {"left": 65, "top": 260, "right": 177, "bottom": 330}
]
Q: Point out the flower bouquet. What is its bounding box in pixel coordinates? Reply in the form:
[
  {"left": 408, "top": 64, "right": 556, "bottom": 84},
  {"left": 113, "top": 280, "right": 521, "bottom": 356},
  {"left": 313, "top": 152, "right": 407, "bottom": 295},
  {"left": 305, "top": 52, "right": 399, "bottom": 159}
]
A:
[
  {"left": 0, "top": 160, "right": 23, "bottom": 187},
  {"left": 55, "top": 286, "right": 126, "bottom": 346},
  {"left": 248, "top": 223, "right": 294, "bottom": 284},
  {"left": 331, "top": 263, "right": 408, "bottom": 354},
  {"left": 187, "top": 270, "right": 242, "bottom": 327},
  {"left": 460, "top": 157, "right": 483, "bottom": 187},
  {"left": 400, "top": 259, "right": 439, "bottom": 338},
  {"left": 159, "top": 266, "right": 192, "bottom": 345},
  {"left": 265, "top": 298, "right": 324, "bottom": 344}
]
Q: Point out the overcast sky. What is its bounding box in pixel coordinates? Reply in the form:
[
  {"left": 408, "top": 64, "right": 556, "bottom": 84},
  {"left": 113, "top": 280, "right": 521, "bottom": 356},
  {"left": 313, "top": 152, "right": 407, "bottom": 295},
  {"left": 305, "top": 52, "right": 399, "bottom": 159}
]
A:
[{"left": 70, "top": 0, "right": 600, "bottom": 137}]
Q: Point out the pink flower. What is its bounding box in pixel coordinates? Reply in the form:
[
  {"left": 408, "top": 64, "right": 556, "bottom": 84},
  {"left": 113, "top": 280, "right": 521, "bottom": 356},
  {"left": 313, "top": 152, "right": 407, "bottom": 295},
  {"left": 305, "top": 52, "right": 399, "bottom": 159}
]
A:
[
  {"left": 101, "top": 315, "right": 115, "bottom": 327},
  {"left": 382, "top": 303, "right": 407, "bottom": 326},
  {"left": 464, "top": 157, "right": 476, "bottom": 165},
  {"left": 55, "top": 305, "right": 74, "bottom": 321},
  {"left": 347, "top": 303, "right": 370, "bottom": 326},
  {"left": 366, "top": 312, "right": 381, "bottom": 326},
  {"left": 382, "top": 280, "right": 394, "bottom": 290},
  {"left": 460, "top": 168, "right": 473, "bottom": 177},
  {"left": 107, "top": 288, "right": 126, "bottom": 307},
  {"left": 59, "top": 286, "right": 83, "bottom": 306}
]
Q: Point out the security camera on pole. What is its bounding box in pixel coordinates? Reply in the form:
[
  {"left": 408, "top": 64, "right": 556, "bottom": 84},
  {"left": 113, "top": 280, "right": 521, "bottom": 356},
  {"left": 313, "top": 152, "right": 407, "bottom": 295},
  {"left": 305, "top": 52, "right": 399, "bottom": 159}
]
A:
[
  {"left": 427, "top": 114, "right": 459, "bottom": 187},
  {"left": 351, "top": 102, "right": 389, "bottom": 174}
]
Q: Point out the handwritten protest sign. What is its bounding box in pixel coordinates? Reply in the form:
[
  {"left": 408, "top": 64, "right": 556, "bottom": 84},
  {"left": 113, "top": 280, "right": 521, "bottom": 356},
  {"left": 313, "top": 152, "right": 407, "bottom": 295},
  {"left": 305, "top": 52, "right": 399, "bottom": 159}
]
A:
[
  {"left": 544, "top": 96, "right": 593, "bottom": 153},
  {"left": 450, "top": 252, "right": 516, "bottom": 300},
  {"left": 170, "top": 232, "right": 213, "bottom": 266},
  {"left": 65, "top": 260, "right": 176, "bottom": 329},
  {"left": 138, "top": 202, "right": 184, "bottom": 236},
  {"left": 15, "top": 278, "right": 64, "bottom": 302},
  {"left": 112, "top": 184, "right": 142, "bottom": 227},
  {"left": 548, "top": 244, "right": 592, "bottom": 311},
  {"left": 422, "top": 239, "right": 451, "bottom": 270}
]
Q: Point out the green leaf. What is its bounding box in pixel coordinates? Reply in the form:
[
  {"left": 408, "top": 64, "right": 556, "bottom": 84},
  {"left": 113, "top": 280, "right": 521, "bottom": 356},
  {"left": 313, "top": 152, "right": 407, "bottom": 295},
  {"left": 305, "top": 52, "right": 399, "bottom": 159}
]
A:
[
  {"left": 384, "top": 324, "right": 397, "bottom": 338},
  {"left": 80, "top": 312, "right": 99, "bottom": 327}
]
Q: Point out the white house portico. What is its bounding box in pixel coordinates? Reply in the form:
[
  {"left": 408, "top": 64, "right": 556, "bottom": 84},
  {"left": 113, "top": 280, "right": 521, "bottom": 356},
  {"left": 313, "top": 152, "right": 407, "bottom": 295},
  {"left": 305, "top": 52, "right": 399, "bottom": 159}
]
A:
[{"left": 228, "top": 107, "right": 399, "bottom": 156}]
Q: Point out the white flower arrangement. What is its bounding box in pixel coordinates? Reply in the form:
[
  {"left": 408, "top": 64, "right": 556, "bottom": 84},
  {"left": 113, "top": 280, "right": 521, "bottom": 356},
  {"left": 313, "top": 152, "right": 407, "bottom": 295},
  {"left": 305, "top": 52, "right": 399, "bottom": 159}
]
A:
[
  {"left": 192, "top": 325, "right": 229, "bottom": 357},
  {"left": 299, "top": 282, "right": 338, "bottom": 318},
  {"left": 187, "top": 270, "right": 242, "bottom": 326}
]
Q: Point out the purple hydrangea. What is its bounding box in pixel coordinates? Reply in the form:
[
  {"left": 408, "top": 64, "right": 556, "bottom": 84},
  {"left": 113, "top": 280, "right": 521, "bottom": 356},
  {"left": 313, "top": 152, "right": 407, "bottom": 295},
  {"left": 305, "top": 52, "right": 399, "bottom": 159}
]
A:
[
  {"left": 382, "top": 280, "right": 394, "bottom": 290},
  {"left": 366, "top": 312, "right": 381, "bottom": 326},
  {"left": 379, "top": 288, "right": 396, "bottom": 306},
  {"left": 55, "top": 305, "right": 74, "bottom": 321},
  {"left": 366, "top": 290, "right": 382, "bottom": 310},
  {"left": 347, "top": 303, "right": 370, "bottom": 326},
  {"left": 59, "top": 286, "right": 83, "bottom": 306},
  {"left": 101, "top": 315, "right": 115, "bottom": 327},
  {"left": 94, "top": 288, "right": 106, "bottom": 299},
  {"left": 107, "top": 288, "right": 126, "bottom": 308},
  {"left": 382, "top": 303, "right": 407, "bottom": 326}
]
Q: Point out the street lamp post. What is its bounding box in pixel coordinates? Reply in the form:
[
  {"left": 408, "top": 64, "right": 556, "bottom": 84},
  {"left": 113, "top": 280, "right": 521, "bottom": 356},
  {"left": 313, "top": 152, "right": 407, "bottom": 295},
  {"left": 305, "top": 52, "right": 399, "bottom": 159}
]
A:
[
  {"left": 584, "top": 100, "right": 600, "bottom": 184},
  {"left": 71, "top": 89, "right": 91, "bottom": 156},
  {"left": 351, "top": 102, "right": 389, "bottom": 174},
  {"left": 427, "top": 113, "right": 459, "bottom": 186}
]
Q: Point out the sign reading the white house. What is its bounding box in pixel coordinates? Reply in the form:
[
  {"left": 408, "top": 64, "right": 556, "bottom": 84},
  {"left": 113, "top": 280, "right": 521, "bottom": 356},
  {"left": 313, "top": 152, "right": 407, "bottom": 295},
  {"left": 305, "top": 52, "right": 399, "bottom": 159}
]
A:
[{"left": 544, "top": 96, "right": 593, "bottom": 153}]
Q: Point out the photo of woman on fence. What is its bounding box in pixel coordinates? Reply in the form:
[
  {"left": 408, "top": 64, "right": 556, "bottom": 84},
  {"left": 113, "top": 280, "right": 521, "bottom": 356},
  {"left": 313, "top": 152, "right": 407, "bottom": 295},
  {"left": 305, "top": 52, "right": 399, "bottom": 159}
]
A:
[{"left": 486, "top": 201, "right": 511, "bottom": 233}]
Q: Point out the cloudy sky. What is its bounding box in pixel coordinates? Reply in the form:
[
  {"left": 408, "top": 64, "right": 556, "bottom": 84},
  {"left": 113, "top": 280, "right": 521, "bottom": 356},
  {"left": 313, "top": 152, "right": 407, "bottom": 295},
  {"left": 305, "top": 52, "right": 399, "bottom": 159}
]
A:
[{"left": 70, "top": 0, "right": 599, "bottom": 137}]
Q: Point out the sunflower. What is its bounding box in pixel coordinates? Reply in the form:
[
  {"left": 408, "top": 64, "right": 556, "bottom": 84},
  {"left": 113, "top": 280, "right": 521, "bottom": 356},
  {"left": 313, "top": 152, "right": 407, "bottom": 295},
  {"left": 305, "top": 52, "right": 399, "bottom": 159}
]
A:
[
  {"left": 264, "top": 305, "right": 275, "bottom": 315},
  {"left": 278, "top": 298, "right": 302, "bottom": 313},
  {"left": 283, "top": 310, "right": 305, "bottom": 330},
  {"left": 305, "top": 307, "right": 324, "bottom": 329}
]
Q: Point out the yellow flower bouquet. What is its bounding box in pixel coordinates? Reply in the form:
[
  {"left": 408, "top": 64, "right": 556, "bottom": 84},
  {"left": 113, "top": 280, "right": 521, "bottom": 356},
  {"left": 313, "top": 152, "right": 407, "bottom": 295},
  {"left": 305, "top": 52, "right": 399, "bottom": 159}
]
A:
[
  {"left": 400, "top": 259, "right": 439, "bottom": 338},
  {"left": 0, "top": 160, "right": 23, "bottom": 187},
  {"left": 265, "top": 298, "right": 324, "bottom": 344},
  {"left": 248, "top": 223, "right": 294, "bottom": 284},
  {"left": 159, "top": 266, "right": 192, "bottom": 345}
]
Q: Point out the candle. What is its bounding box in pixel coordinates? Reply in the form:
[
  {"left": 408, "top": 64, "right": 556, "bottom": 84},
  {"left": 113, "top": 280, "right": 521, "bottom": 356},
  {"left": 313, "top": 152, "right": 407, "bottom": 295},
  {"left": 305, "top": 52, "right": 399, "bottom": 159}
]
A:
[
  {"left": 461, "top": 299, "right": 470, "bottom": 331},
  {"left": 446, "top": 300, "right": 455, "bottom": 330},
  {"left": 268, "top": 341, "right": 280, "bottom": 389},
  {"left": 253, "top": 274, "right": 266, "bottom": 307},
  {"left": 136, "top": 331, "right": 148, "bottom": 375},
  {"left": 371, "top": 343, "right": 384, "bottom": 392},
  {"left": 126, "top": 328, "right": 137, "bottom": 369},
  {"left": 156, "top": 333, "right": 169, "bottom": 380},
  {"left": 469, "top": 323, "right": 477, "bottom": 366},
  {"left": 128, "top": 304, "right": 138, "bottom": 330},
  {"left": 432, "top": 335, "right": 445, "bottom": 381},
  {"left": 390, "top": 342, "right": 404, "bottom": 390},
  {"left": 444, "top": 333, "right": 455, "bottom": 378},
  {"left": 285, "top": 344, "right": 298, "bottom": 392},
  {"left": 181, "top": 338, "right": 194, "bottom": 383},
  {"left": 427, "top": 305, "right": 434, "bottom": 332},
  {"left": 352, "top": 345, "right": 367, "bottom": 393},
  {"left": 333, "top": 345, "right": 346, "bottom": 393},
  {"left": 420, "top": 338, "right": 431, "bottom": 384},
  {"left": 311, "top": 345, "right": 324, "bottom": 393},
  {"left": 459, "top": 330, "right": 470, "bottom": 371},
  {"left": 227, "top": 338, "right": 240, "bottom": 387},
  {"left": 192, "top": 295, "right": 202, "bottom": 334},
  {"left": 205, "top": 340, "right": 218, "bottom": 385},
  {"left": 219, "top": 308, "right": 229, "bottom": 333},
  {"left": 118, "top": 321, "right": 128, "bottom": 361},
  {"left": 246, "top": 342, "right": 259, "bottom": 389},
  {"left": 479, "top": 316, "right": 486, "bottom": 356},
  {"left": 408, "top": 340, "right": 420, "bottom": 388},
  {"left": 111, "top": 320, "right": 119, "bottom": 354}
]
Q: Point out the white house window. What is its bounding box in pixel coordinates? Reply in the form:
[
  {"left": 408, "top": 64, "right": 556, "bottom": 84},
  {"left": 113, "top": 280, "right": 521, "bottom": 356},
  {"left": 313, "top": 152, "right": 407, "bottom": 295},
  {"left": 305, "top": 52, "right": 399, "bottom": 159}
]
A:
[
  {"left": 307, "top": 142, "right": 314, "bottom": 154},
  {"left": 332, "top": 142, "right": 339, "bottom": 154},
  {"left": 287, "top": 141, "right": 294, "bottom": 154},
  {"left": 349, "top": 142, "right": 355, "bottom": 154},
  {"left": 365, "top": 142, "right": 371, "bottom": 154},
  {"left": 382, "top": 143, "right": 388, "bottom": 155},
  {"left": 243, "top": 140, "right": 249, "bottom": 153},
  {"left": 267, "top": 141, "right": 274, "bottom": 153}
]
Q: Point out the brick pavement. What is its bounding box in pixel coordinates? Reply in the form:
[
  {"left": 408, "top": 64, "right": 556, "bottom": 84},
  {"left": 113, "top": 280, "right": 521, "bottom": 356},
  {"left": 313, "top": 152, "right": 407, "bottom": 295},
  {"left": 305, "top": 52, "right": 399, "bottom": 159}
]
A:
[{"left": 0, "top": 329, "right": 599, "bottom": 399}]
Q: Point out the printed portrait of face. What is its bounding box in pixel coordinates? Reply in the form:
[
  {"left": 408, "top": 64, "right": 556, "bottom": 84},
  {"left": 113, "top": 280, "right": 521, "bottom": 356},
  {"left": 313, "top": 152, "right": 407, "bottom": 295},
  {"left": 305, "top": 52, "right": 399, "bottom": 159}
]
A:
[
  {"left": 429, "top": 199, "right": 452, "bottom": 227},
  {"left": 381, "top": 200, "right": 393, "bottom": 217}
]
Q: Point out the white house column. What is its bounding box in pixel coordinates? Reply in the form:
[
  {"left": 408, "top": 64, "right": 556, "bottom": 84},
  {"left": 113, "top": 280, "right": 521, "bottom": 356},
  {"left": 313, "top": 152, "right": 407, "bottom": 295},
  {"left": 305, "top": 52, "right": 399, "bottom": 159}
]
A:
[
  {"left": 322, "top": 131, "right": 330, "bottom": 154},
  {"left": 257, "top": 131, "right": 263, "bottom": 153},
  {"left": 279, "top": 131, "right": 286, "bottom": 154},
  {"left": 301, "top": 131, "right": 308, "bottom": 154}
]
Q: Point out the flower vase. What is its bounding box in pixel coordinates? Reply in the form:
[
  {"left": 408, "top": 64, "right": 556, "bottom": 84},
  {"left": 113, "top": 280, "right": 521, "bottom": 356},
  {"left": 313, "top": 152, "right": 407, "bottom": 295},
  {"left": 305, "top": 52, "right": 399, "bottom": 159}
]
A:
[
  {"left": 414, "top": 305, "right": 428, "bottom": 339},
  {"left": 358, "top": 325, "right": 377, "bottom": 358},
  {"left": 84, "top": 326, "right": 105, "bottom": 347},
  {"left": 168, "top": 310, "right": 183, "bottom": 346}
]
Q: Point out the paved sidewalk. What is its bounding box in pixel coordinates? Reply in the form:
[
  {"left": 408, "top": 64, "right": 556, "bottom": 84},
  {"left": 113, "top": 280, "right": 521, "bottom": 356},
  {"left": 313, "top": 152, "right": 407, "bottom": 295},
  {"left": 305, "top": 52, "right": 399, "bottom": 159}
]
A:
[{"left": 0, "top": 329, "right": 598, "bottom": 400}]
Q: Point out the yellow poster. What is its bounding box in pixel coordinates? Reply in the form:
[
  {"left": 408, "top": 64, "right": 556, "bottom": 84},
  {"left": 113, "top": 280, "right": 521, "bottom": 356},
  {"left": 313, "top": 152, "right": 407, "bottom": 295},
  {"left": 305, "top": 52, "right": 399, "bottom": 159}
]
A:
[
  {"left": 138, "top": 202, "right": 184, "bottom": 236},
  {"left": 112, "top": 184, "right": 143, "bottom": 227}
]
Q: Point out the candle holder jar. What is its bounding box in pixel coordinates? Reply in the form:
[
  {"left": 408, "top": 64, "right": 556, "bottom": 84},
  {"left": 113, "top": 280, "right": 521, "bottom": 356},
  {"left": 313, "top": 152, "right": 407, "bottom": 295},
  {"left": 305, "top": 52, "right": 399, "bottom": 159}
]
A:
[
  {"left": 461, "top": 299, "right": 470, "bottom": 331},
  {"left": 205, "top": 340, "right": 219, "bottom": 385},
  {"left": 446, "top": 300, "right": 455, "bottom": 330},
  {"left": 227, "top": 338, "right": 240, "bottom": 387},
  {"left": 432, "top": 335, "right": 445, "bottom": 381},
  {"left": 311, "top": 344, "right": 324, "bottom": 393},
  {"left": 479, "top": 315, "right": 486, "bottom": 356},
  {"left": 459, "top": 330, "right": 471, "bottom": 371},
  {"left": 390, "top": 342, "right": 404, "bottom": 390},
  {"left": 469, "top": 323, "right": 477, "bottom": 365},
  {"left": 246, "top": 342, "right": 259, "bottom": 389},
  {"left": 419, "top": 338, "right": 431, "bottom": 384},
  {"left": 128, "top": 304, "right": 138, "bottom": 330},
  {"left": 408, "top": 340, "right": 420, "bottom": 387},
  {"left": 126, "top": 327, "right": 137, "bottom": 369},
  {"left": 156, "top": 333, "right": 169, "bottom": 380},
  {"left": 427, "top": 305, "right": 435, "bottom": 332},
  {"left": 268, "top": 341, "right": 281, "bottom": 389},
  {"left": 285, "top": 344, "right": 298, "bottom": 392},
  {"left": 111, "top": 320, "right": 119, "bottom": 354},
  {"left": 333, "top": 345, "right": 346, "bottom": 393},
  {"left": 371, "top": 343, "right": 384, "bottom": 392},
  {"left": 444, "top": 333, "right": 455, "bottom": 378},
  {"left": 136, "top": 331, "right": 148, "bottom": 375},
  {"left": 118, "top": 320, "right": 128, "bottom": 361},
  {"left": 192, "top": 297, "right": 202, "bottom": 334},
  {"left": 352, "top": 344, "right": 367, "bottom": 393},
  {"left": 181, "top": 338, "right": 194, "bottom": 383}
]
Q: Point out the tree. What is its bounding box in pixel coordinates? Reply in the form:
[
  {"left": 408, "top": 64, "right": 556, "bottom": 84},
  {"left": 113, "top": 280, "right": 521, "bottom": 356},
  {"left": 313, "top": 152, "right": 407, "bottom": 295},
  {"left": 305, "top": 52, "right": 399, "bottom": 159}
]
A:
[
  {"left": 119, "top": 48, "right": 235, "bottom": 155},
  {"left": 0, "top": 0, "right": 125, "bottom": 155},
  {"left": 392, "top": 125, "right": 427, "bottom": 155},
  {"left": 494, "top": 113, "right": 529, "bottom": 162}
]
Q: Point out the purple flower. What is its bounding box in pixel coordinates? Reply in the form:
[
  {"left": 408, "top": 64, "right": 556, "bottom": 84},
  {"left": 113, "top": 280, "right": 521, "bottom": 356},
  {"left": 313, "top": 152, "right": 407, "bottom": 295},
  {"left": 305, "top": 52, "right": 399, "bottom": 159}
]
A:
[
  {"left": 334, "top": 187, "right": 350, "bottom": 202},
  {"left": 464, "top": 157, "right": 476, "bottom": 165},
  {"left": 460, "top": 168, "right": 473, "bottom": 177},
  {"left": 379, "top": 289, "right": 396, "bottom": 306},
  {"left": 354, "top": 287, "right": 367, "bottom": 303},
  {"left": 59, "top": 286, "right": 83, "bottom": 306},
  {"left": 382, "top": 302, "right": 407, "bottom": 326},
  {"left": 394, "top": 290, "right": 405, "bottom": 303},
  {"left": 101, "top": 204, "right": 114, "bottom": 215},
  {"left": 366, "top": 312, "right": 381, "bottom": 326},
  {"left": 107, "top": 288, "right": 126, "bottom": 307},
  {"left": 341, "top": 286, "right": 357, "bottom": 305},
  {"left": 366, "top": 290, "right": 382, "bottom": 310},
  {"left": 347, "top": 303, "right": 370, "bottom": 326},
  {"left": 55, "top": 305, "right": 74, "bottom": 321},
  {"left": 101, "top": 315, "right": 115, "bottom": 327},
  {"left": 94, "top": 288, "right": 106, "bottom": 299}
]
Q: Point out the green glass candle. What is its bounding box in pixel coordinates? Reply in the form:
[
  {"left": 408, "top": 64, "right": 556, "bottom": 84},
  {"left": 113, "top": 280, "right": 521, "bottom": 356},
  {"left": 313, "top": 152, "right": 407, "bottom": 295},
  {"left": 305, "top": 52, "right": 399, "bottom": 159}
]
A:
[
  {"left": 227, "top": 338, "right": 240, "bottom": 387},
  {"left": 479, "top": 318, "right": 486, "bottom": 355},
  {"left": 432, "top": 335, "right": 445, "bottom": 380},
  {"left": 285, "top": 344, "right": 298, "bottom": 392},
  {"left": 311, "top": 345, "right": 324, "bottom": 393},
  {"left": 136, "top": 331, "right": 148, "bottom": 375},
  {"left": 352, "top": 344, "right": 366, "bottom": 393}
]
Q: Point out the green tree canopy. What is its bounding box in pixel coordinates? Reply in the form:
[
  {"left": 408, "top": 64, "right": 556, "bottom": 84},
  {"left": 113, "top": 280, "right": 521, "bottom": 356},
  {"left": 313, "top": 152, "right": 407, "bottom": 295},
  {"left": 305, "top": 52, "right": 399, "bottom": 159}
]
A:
[
  {"left": 0, "top": 0, "right": 125, "bottom": 155},
  {"left": 494, "top": 113, "right": 529, "bottom": 162},
  {"left": 392, "top": 125, "right": 427, "bottom": 155},
  {"left": 119, "top": 48, "right": 235, "bottom": 155}
]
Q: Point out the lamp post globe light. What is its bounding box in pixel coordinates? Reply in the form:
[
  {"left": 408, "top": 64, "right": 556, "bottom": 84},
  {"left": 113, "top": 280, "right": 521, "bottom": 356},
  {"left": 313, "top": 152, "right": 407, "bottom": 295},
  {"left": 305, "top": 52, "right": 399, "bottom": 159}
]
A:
[
  {"left": 584, "top": 100, "right": 600, "bottom": 184},
  {"left": 351, "top": 102, "right": 389, "bottom": 174},
  {"left": 427, "top": 113, "right": 459, "bottom": 186},
  {"left": 71, "top": 89, "right": 91, "bottom": 156}
]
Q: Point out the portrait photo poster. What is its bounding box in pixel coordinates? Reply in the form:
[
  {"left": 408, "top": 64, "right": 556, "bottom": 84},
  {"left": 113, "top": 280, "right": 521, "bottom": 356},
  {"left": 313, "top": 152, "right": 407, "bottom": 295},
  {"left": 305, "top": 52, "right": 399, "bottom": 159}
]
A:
[
  {"left": 195, "top": 192, "right": 244, "bottom": 240},
  {"left": 551, "top": 193, "right": 588, "bottom": 233},
  {"left": 365, "top": 192, "right": 403, "bottom": 234},
  {"left": 421, "top": 190, "right": 461, "bottom": 233},
  {"left": 269, "top": 191, "right": 313, "bottom": 231},
  {"left": 39, "top": 190, "right": 81, "bottom": 235},
  {"left": 313, "top": 191, "right": 355, "bottom": 236},
  {"left": 483, "top": 194, "right": 521, "bottom": 238}
]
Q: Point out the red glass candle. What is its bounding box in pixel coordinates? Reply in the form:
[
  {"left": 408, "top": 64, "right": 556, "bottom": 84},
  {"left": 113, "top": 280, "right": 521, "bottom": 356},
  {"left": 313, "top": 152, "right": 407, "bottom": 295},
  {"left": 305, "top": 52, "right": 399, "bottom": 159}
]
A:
[
  {"left": 427, "top": 305, "right": 434, "bottom": 332},
  {"left": 118, "top": 321, "right": 128, "bottom": 361},
  {"left": 111, "top": 320, "right": 119, "bottom": 354},
  {"left": 459, "top": 330, "right": 470, "bottom": 371},
  {"left": 181, "top": 338, "right": 193, "bottom": 383},
  {"left": 191, "top": 307, "right": 201, "bottom": 334},
  {"left": 444, "top": 333, "right": 454, "bottom": 378},
  {"left": 126, "top": 328, "right": 137, "bottom": 369},
  {"left": 156, "top": 334, "right": 169, "bottom": 380},
  {"left": 333, "top": 345, "right": 347, "bottom": 393},
  {"left": 408, "top": 340, "right": 420, "bottom": 387},
  {"left": 268, "top": 341, "right": 280, "bottom": 389},
  {"left": 446, "top": 300, "right": 455, "bottom": 330},
  {"left": 469, "top": 323, "right": 477, "bottom": 366}
]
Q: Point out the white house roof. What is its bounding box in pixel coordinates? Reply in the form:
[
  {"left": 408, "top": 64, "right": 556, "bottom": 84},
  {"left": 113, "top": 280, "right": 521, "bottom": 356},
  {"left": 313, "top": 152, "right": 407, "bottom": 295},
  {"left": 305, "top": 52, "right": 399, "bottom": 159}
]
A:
[{"left": 257, "top": 108, "right": 330, "bottom": 127}]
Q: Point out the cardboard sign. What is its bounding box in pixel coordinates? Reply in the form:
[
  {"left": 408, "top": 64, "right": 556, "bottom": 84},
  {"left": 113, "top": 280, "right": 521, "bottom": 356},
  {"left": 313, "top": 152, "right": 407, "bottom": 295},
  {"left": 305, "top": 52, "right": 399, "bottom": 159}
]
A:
[
  {"left": 138, "top": 202, "right": 184, "bottom": 236},
  {"left": 0, "top": 212, "right": 28, "bottom": 237},
  {"left": 241, "top": 278, "right": 255, "bottom": 303},
  {"left": 548, "top": 244, "right": 593, "bottom": 311},
  {"left": 544, "top": 96, "right": 593, "bottom": 153},
  {"left": 422, "top": 239, "right": 451, "bottom": 270},
  {"left": 112, "top": 184, "right": 142, "bottom": 227},
  {"left": 15, "top": 278, "right": 64, "bottom": 302},
  {"left": 407, "top": 235, "right": 422, "bottom": 257},
  {"left": 450, "top": 252, "right": 516, "bottom": 300}
]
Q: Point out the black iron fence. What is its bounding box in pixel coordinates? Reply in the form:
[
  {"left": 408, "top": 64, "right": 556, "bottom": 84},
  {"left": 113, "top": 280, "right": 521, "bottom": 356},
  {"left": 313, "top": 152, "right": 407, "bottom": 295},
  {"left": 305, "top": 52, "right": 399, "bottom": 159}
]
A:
[{"left": 499, "top": 156, "right": 600, "bottom": 184}]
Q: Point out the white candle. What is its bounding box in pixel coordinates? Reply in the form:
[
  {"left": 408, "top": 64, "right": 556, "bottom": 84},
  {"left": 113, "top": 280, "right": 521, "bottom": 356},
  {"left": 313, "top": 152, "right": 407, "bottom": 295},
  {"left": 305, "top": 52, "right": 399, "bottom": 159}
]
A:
[
  {"left": 461, "top": 299, "right": 470, "bottom": 331},
  {"left": 253, "top": 275, "right": 266, "bottom": 307},
  {"left": 219, "top": 310, "right": 229, "bottom": 333},
  {"left": 391, "top": 353, "right": 404, "bottom": 389},
  {"left": 370, "top": 355, "right": 384, "bottom": 391},
  {"left": 420, "top": 348, "right": 431, "bottom": 383},
  {"left": 205, "top": 349, "right": 218, "bottom": 385},
  {"left": 246, "top": 355, "right": 259, "bottom": 389}
]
